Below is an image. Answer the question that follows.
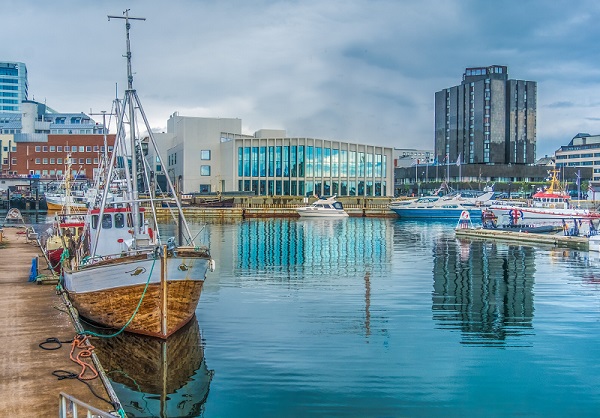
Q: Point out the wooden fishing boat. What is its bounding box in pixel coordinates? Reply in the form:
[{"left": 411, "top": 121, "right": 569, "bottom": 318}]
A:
[{"left": 59, "top": 12, "right": 214, "bottom": 339}]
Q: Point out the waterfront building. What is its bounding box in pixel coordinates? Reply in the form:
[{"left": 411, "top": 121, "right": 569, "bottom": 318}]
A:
[
  {"left": 434, "top": 65, "right": 537, "bottom": 166},
  {"left": 0, "top": 101, "right": 110, "bottom": 177},
  {"left": 151, "top": 113, "right": 394, "bottom": 196},
  {"left": 393, "top": 148, "right": 433, "bottom": 168},
  {"left": 555, "top": 133, "right": 600, "bottom": 181},
  {"left": 0, "top": 62, "right": 27, "bottom": 113}
]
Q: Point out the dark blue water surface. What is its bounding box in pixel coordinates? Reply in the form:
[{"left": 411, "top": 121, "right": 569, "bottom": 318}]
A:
[{"left": 13, "top": 212, "right": 600, "bottom": 417}]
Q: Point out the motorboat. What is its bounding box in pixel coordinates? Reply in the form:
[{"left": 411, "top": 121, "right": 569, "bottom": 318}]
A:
[
  {"left": 389, "top": 193, "right": 488, "bottom": 219},
  {"left": 296, "top": 195, "right": 349, "bottom": 218}
]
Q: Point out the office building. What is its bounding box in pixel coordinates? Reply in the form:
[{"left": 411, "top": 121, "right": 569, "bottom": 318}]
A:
[
  {"left": 152, "top": 113, "right": 394, "bottom": 196},
  {"left": 555, "top": 133, "right": 600, "bottom": 181},
  {"left": 434, "top": 65, "right": 536, "bottom": 166},
  {"left": 0, "top": 61, "right": 27, "bottom": 113}
]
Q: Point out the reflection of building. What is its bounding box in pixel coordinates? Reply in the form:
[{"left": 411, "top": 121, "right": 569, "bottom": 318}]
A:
[
  {"left": 152, "top": 113, "right": 394, "bottom": 196},
  {"left": 235, "top": 218, "right": 392, "bottom": 276},
  {"left": 432, "top": 239, "right": 535, "bottom": 346}
]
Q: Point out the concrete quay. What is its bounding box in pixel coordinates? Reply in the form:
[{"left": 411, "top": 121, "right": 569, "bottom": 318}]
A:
[
  {"left": 0, "top": 227, "right": 115, "bottom": 417},
  {"left": 455, "top": 227, "right": 589, "bottom": 250}
]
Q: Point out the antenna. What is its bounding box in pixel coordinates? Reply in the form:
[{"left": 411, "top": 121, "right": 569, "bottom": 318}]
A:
[{"left": 108, "top": 9, "right": 146, "bottom": 90}]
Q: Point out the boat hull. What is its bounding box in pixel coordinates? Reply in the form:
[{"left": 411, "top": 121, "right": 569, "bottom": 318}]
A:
[
  {"left": 296, "top": 210, "right": 349, "bottom": 218},
  {"left": 391, "top": 207, "right": 483, "bottom": 219},
  {"left": 63, "top": 253, "right": 210, "bottom": 338},
  {"left": 489, "top": 205, "right": 600, "bottom": 223}
]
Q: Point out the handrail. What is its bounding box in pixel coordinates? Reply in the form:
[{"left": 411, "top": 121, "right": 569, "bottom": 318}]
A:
[{"left": 58, "top": 392, "right": 120, "bottom": 417}]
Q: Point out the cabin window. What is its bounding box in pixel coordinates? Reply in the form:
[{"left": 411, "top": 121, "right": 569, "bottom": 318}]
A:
[
  {"left": 102, "top": 214, "right": 112, "bottom": 229},
  {"left": 114, "top": 213, "right": 125, "bottom": 228},
  {"left": 91, "top": 215, "right": 99, "bottom": 229},
  {"left": 127, "top": 213, "right": 133, "bottom": 227}
]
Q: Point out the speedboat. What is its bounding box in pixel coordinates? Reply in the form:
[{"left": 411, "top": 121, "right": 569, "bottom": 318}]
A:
[
  {"left": 296, "top": 195, "right": 349, "bottom": 218},
  {"left": 390, "top": 194, "right": 484, "bottom": 219}
]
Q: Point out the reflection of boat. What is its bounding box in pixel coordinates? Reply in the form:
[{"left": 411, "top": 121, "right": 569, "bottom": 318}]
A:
[
  {"left": 92, "top": 317, "right": 213, "bottom": 417},
  {"left": 296, "top": 195, "right": 349, "bottom": 218},
  {"left": 59, "top": 13, "right": 214, "bottom": 339},
  {"left": 489, "top": 169, "right": 600, "bottom": 224}
]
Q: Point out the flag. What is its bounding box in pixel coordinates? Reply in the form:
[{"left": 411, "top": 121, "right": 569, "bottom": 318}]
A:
[{"left": 456, "top": 153, "right": 461, "bottom": 166}]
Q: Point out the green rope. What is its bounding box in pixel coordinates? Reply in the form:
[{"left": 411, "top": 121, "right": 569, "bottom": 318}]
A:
[{"left": 83, "top": 256, "right": 158, "bottom": 339}]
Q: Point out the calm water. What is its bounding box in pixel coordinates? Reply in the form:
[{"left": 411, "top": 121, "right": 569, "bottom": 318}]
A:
[{"left": 11, "top": 212, "right": 600, "bottom": 417}]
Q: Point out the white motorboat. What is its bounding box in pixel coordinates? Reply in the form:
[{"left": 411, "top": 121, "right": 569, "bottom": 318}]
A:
[{"left": 296, "top": 195, "right": 349, "bottom": 218}]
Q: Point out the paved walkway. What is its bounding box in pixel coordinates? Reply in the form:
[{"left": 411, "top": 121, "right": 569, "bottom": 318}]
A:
[{"left": 0, "top": 226, "right": 113, "bottom": 417}]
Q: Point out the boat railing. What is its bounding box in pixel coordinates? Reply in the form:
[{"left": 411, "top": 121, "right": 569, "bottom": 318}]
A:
[{"left": 58, "top": 392, "right": 117, "bottom": 418}]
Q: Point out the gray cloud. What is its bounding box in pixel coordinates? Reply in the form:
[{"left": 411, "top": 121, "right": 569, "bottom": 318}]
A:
[{"left": 6, "top": 0, "right": 600, "bottom": 158}]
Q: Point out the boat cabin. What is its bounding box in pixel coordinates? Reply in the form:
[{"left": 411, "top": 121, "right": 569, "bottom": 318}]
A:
[{"left": 89, "top": 206, "right": 154, "bottom": 257}]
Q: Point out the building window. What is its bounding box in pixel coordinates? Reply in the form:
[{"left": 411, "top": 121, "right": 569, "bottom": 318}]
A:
[
  {"left": 199, "top": 184, "right": 211, "bottom": 193},
  {"left": 79, "top": 146, "right": 84, "bottom": 152},
  {"left": 201, "top": 150, "right": 211, "bottom": 160},
  {"left": 200, "top": 165, "right": 211, "bottom": 176},
  {"left": 57, "top": 158, "right": 63, "bottom": 164},
  {"left": 50, "top": 158, "right": 55, "bottom": 164},
  {"left": 50, "top": 146, "right": 55, "bottom": 152},
  {"left": 86, "top": 146, "right": 92, "bottom": 152},
  {"left": 35, "top": 158, "right": 40, "bottom": 164},
  {"left": 11, "top": 158, "right": 16, "bottom": 165},
  {"left": 35, "top": 146, "right": 41, "bottom": 152},
  {"left": 43, "top": 146, "right": 48, "bottom": 152},
  {"left": 93, "top": 146, "right": 99, "bottom": 152},
  {"left": 72, "top": 146, "right": 77, "bottom": 152},
  {"left": 86, "top": 158, "right": 92, "bottom": 164},
  {"left": 57, "top": 146, "right": 62, "bottom": 152},
  {"left": 42, "top": 158, "right": 48, "bottom": 164}
]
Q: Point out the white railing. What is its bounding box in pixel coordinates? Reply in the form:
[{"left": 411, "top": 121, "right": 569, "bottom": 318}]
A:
[{"left": 58, "top": 392, "right": 119, "bottom": 418}]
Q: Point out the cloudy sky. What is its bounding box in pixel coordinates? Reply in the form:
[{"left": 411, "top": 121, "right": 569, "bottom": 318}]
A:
[{"left": 5, "top": 0, "right": 600, "bottom": 158}]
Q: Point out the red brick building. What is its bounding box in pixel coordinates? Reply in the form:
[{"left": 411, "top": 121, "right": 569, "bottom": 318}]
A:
[{"left": 12, "top": 134, "right": 116, "bottom": 180}]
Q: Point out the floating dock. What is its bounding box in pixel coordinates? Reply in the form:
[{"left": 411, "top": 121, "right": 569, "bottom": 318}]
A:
[
  {"left": 455, "top": 227, "right": 589, "bottom": 250},
  {"left": 0, "top": 226, "right": 118, "bottom": 417}
]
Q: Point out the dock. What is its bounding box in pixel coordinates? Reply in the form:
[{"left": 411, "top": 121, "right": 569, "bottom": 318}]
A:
[
  {"left": 455, "top": 227, "right": 589, "bottom": 250},
  {"left": 0, "top": 226, "right": 117, "bottom": 417}
]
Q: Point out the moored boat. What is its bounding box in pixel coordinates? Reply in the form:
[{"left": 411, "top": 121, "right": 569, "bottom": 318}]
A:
[
  {"left": 296, "top": 195, "right": 349, "bottom": 218},
  {"left": 488, "top": 169, "right": 600, "bottom": 224},
  {"left": 57, "top": 12, "right": 214, "bottom": 339}
]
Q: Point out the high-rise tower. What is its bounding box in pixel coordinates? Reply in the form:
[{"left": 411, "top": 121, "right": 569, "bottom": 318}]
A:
[
  {"left": 0, "top": 62, "right": 28, "bottom": 113},
  {"left": 434, "top": 65, "right": 536, "bottom": 165}
]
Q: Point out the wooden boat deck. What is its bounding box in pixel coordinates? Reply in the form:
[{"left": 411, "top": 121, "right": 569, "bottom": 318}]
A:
[{"left": 0, "top": 226, "right": 115, "bottom": 417}]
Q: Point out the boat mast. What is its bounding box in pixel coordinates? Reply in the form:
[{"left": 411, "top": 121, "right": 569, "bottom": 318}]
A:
[{"left": 109, "top": 10, "right": 145, "bottom": 240}]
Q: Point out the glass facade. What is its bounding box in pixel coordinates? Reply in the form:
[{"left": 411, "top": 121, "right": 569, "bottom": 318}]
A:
[{"left": 235, "top": 139, "right": 390, "bottom": 196}]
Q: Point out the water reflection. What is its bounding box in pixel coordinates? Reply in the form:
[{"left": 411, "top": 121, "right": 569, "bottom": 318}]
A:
[
  {"left": 235, "top": 218, "right": 392, "bottom": 276},
  {"left": 92, "top": 317, "right": 213, "bottom": 417},
  {"left": 432, "top": 238, "right": 535, "bottom": 347}
]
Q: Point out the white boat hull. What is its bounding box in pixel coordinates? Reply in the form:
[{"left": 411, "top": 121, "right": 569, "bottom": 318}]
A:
[{"left": 489, "top": 205, "right": 600, "bottom": 224}]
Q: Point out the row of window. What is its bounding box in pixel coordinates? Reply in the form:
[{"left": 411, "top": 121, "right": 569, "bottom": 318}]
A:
[
  {"left": 237, "top": 146, "right": 387, "bottom": 178},
  {"left": 238, "top": 179, "right": 387, "bottom": 197},
  {"left": 33, "top": 157, "right": 99, "bottom": 165},
  {"left": 168, "top": 149, "right": 211, "bottom": 166},
  {"left": 33, "top": 145, "right": 113, "bottom": 153}
]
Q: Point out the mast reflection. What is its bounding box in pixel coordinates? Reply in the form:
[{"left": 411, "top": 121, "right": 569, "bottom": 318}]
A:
[{"left": 432, "top": 238, "right": 535, "bottom": 346}]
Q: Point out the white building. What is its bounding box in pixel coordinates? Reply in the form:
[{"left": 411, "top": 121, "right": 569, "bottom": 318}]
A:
[
  {"left": 151, "top": 113, "right": 394, "bottom": 197},
  {"left": 555, "top": 133, "right": 600, "bottom": 181}
]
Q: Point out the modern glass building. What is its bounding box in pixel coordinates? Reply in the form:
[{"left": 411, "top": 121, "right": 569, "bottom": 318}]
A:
[
  {"left": 223, "top": 136, "right": 392, "bottom": 197},
  {"left": 158, "top": 114, "right": 394, "bottom": 196},
  {"left": 0, "top": 62, "right": 27, "bottom": 113},
  {"left": 555, "top": 133, "right": 600, "bottom": 181}
]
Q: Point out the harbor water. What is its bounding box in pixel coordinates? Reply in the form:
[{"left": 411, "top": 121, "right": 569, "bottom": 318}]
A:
[{"left": 11, "top": 213, "right": 600, "bottom": 417}]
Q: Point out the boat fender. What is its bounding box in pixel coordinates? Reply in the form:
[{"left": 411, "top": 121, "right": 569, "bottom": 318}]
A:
[
  {"left": 148, "top": 227, "right": 154, "bottom": 240},
  {"left": 210, "top": 259, "right": 216, "bottom": 272}
]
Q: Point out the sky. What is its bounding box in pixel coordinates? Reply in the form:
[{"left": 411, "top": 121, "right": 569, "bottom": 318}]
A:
[{"left": 5, "top": 0, "right": 600, "bottom": 158}]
